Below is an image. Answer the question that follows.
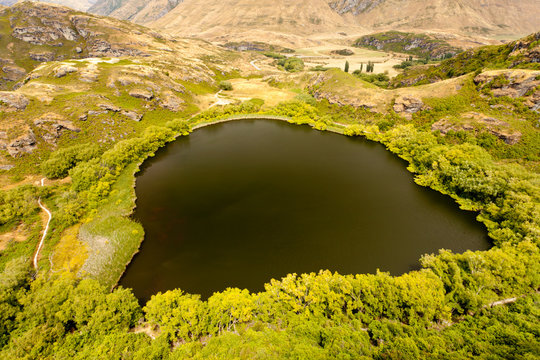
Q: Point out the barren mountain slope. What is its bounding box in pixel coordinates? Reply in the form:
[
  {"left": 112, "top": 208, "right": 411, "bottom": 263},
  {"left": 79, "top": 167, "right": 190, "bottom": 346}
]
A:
[
  {"left": 329, "top": 0, "right": 540, "bottom": 37},
  {"left": 151, "top": 0, "right": 358, "bottom": 42},
  {"left": 0, "top": 0, "right": 95, "bottom": 11},
  {"left": 89, "top": 0, "right": 182, "bottom": 23}
]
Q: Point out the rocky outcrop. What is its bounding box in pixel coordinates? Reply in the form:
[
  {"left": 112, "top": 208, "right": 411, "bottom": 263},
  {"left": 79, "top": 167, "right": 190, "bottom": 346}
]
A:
[
  {"left": 0, "top": 92, "right": 29, "bottom": 110},
  {"left": 121, "top": 110, "right": 142, "bottom": 121},
  {"left": 431, "top": 112, "right": 522, "bottom": 145},
  {"left": 87, "top": 39, "right": 148, "bottom": 58},
  {"left": 1, "top": 65, "right": 27, "bottom": 82},
  {"left": 474, "top": 70, "right": 540, "bottom": 112},
  {"left": 393, "top": 96, "right": 424, "bottom": 118},
  {"left": 159, "top": 94, "right": 184, "bottom": 111},
  {"left": 96, "top": 103, "right": 143, "bottom": 121},
  {"left": 353, "top": 31, "right": 461, "bottom": 59},
  {"left": 129, "top": 88, "right": 153, "bottom": 100},
  {"left": 312, "top": 91, "right": 376, "bottom": 110},
  {"left": 7, "top": 130, "right": 36, "bottom": 157},
  {"left": 328, "top": 0, "right": 385, "bottom": 15},
  {"left": 54, "top": 64, "right": 78, "bottom": 78},
  {"left": 29, "top": 52, "right": 56, "bottom": 62},
  {"left": 507, "top": 32, "right": 540, "bottom": 67},
  {"left": 34, "top": 113, "right": 81, "bottom": 144},
  {"left": 79, "top": 63, "right": 99, "bottom": 82}
]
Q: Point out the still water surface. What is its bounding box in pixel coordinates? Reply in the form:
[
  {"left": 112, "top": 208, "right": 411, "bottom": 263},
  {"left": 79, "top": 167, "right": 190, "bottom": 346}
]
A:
[{"left": 120, "top": 120, "right": 489, "bottom": 300}]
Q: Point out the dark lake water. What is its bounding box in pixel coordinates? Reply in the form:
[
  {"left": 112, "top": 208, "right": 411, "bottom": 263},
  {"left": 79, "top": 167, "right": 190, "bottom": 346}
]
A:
[{"left": 120, "top": 120, "right": 490, "bottom": 301}]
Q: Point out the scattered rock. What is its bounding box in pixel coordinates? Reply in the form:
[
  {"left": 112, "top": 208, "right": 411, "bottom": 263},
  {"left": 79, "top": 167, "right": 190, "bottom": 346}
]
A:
[
  {"left": 98, "top": 103, "right": 121, "bottom": 112},
  {"left": 116, "top": 76, "right": 143, "bottom": 87},
  {"left": 159, "top": 94, "right": 184, "bottom": 111},
  {"left": 79, "top": 63, "right": 99, "bottom": 82},
  {"left": 54, "top": 64, "right": 77, "bottom": 78},
  {"left": 34, "top": 113, "right": 81, "bottom": 144},
  {"left": 88, "top": 110, "right": 107, "bottom": 116},
  {"left": 88, "top": 39, "right": 148, "bottom": 58},
  {"left": 121, "top": 110, "right": 142, "bottom": 121},
  {"left": 129, "top": 88, "right": 153, "bottom": 101},
  {"left": 29, "top": 52, "right": 55, "bottom": 62},
  {"left": 0, "top": 165, "right": 14, "bottom": 171},
  {"left": 75, "top": 47, "right": 83, "bottom": 53},
  {"left": 0, "top": 92, "right": 29, "bottom": 110},
  {"left": 12, "top": 26, "right": 62, "bottom": 45},
  {"left": 393, "top": 96, "right": 424, "bottom": 118}
]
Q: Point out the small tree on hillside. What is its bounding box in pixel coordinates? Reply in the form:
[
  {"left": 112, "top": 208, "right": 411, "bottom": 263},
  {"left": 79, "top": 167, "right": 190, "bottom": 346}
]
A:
[
  {"left": 344, "top": 61, "right": 350, "bottom": 73},
  {"left": 219, "top": 81, "right": 233, "bottom": 91}
]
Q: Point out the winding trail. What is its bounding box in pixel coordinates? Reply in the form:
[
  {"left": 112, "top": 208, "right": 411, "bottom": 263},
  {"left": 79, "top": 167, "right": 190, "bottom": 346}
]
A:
[
  {"left": 209, "top": 90, "right": 233, "bottom": 108},
  {"left": 250, "top": 59, "right": 261, "bottom": 71},
  {"left": 33, "top": 178, "right": 52, "bottom": 270}
]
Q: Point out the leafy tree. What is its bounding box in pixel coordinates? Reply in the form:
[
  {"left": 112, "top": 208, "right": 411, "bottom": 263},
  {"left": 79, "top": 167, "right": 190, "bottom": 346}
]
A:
[
  {"left": 144, "top": 289, "right": 208, "bottom": 342},
  {"left": 219, "top": 81, "right": 233, "bottom": 91},
  {"left": 207, "top": 288, "right": 255, "bottom": 334},
  {"left": 41, "top": 144, "right": 101, "bottom": 179},
  {"left": 277, "top": 57, "right": 304, "bottom": 72}
]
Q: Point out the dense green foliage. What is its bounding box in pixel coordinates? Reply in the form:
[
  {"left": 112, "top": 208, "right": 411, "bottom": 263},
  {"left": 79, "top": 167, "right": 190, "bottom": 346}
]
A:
[
  {"left": 63, "top": 120, "right": 190, "bottom": 215},
  {"left": 352, "top": 71, "right": 389, "bottom": 87},
  {"left": 0, "top": 242, "right": 538, "bottom": 359},
  {"left": 218, "top": 81, "right": 233, "bottom": 91},
  {"left": 277, "top": 57, "right": 305, "bottom": 72},
  {"left": 41, "top": 144, "right": 102, "bottom": 179},
  {"left": 393, "top": 56, "right": 431, "bottom": 70},
  {"left": 0, "top": 185, "right": 41, "bottom": 226}
]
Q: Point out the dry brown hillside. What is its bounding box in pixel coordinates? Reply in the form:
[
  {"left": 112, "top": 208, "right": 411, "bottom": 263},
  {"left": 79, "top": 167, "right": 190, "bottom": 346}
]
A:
[
  {"left": 330, "top": 0, "right": 540, "bottom": 38},
  {"left": 151, "top": 0, "right": 362, "bottom": 46},
  {"left": 0, "top": 0, "right": 95, "bottom": 10},
  {"left": 89, "top": 0, "right": 181, "bottom": 23}
]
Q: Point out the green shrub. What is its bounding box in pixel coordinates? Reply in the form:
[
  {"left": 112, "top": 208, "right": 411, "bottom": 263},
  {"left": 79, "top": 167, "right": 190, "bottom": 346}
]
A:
[
  {"left": 0, "top": 186, "right": 40, "bottom": 225},
  {"left": 219, "top": 81, "right": 233, "bottom": 91},
  {"left": 278, "top": 57, "right": 304, "bottom": 72},
  {"left": 41, "top": 144, "right": 101, "bottom": 179}
]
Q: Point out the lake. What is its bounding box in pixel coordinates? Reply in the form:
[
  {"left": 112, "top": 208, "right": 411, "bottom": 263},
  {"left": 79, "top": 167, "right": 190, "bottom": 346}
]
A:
[{"left": 120, "top": 120, "right": 490, "bottom": 301}]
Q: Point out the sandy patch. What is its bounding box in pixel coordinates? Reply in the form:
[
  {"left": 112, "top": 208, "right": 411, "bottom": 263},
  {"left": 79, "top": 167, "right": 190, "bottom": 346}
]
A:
[{"left": 0, "top": 224, "right": 27, "bottom": 251}]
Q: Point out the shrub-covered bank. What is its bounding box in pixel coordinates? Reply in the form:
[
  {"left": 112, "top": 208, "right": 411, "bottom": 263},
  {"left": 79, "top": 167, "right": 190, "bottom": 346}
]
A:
[{"left": 0, "top": 98, "right": 538, "bottom": 358}]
